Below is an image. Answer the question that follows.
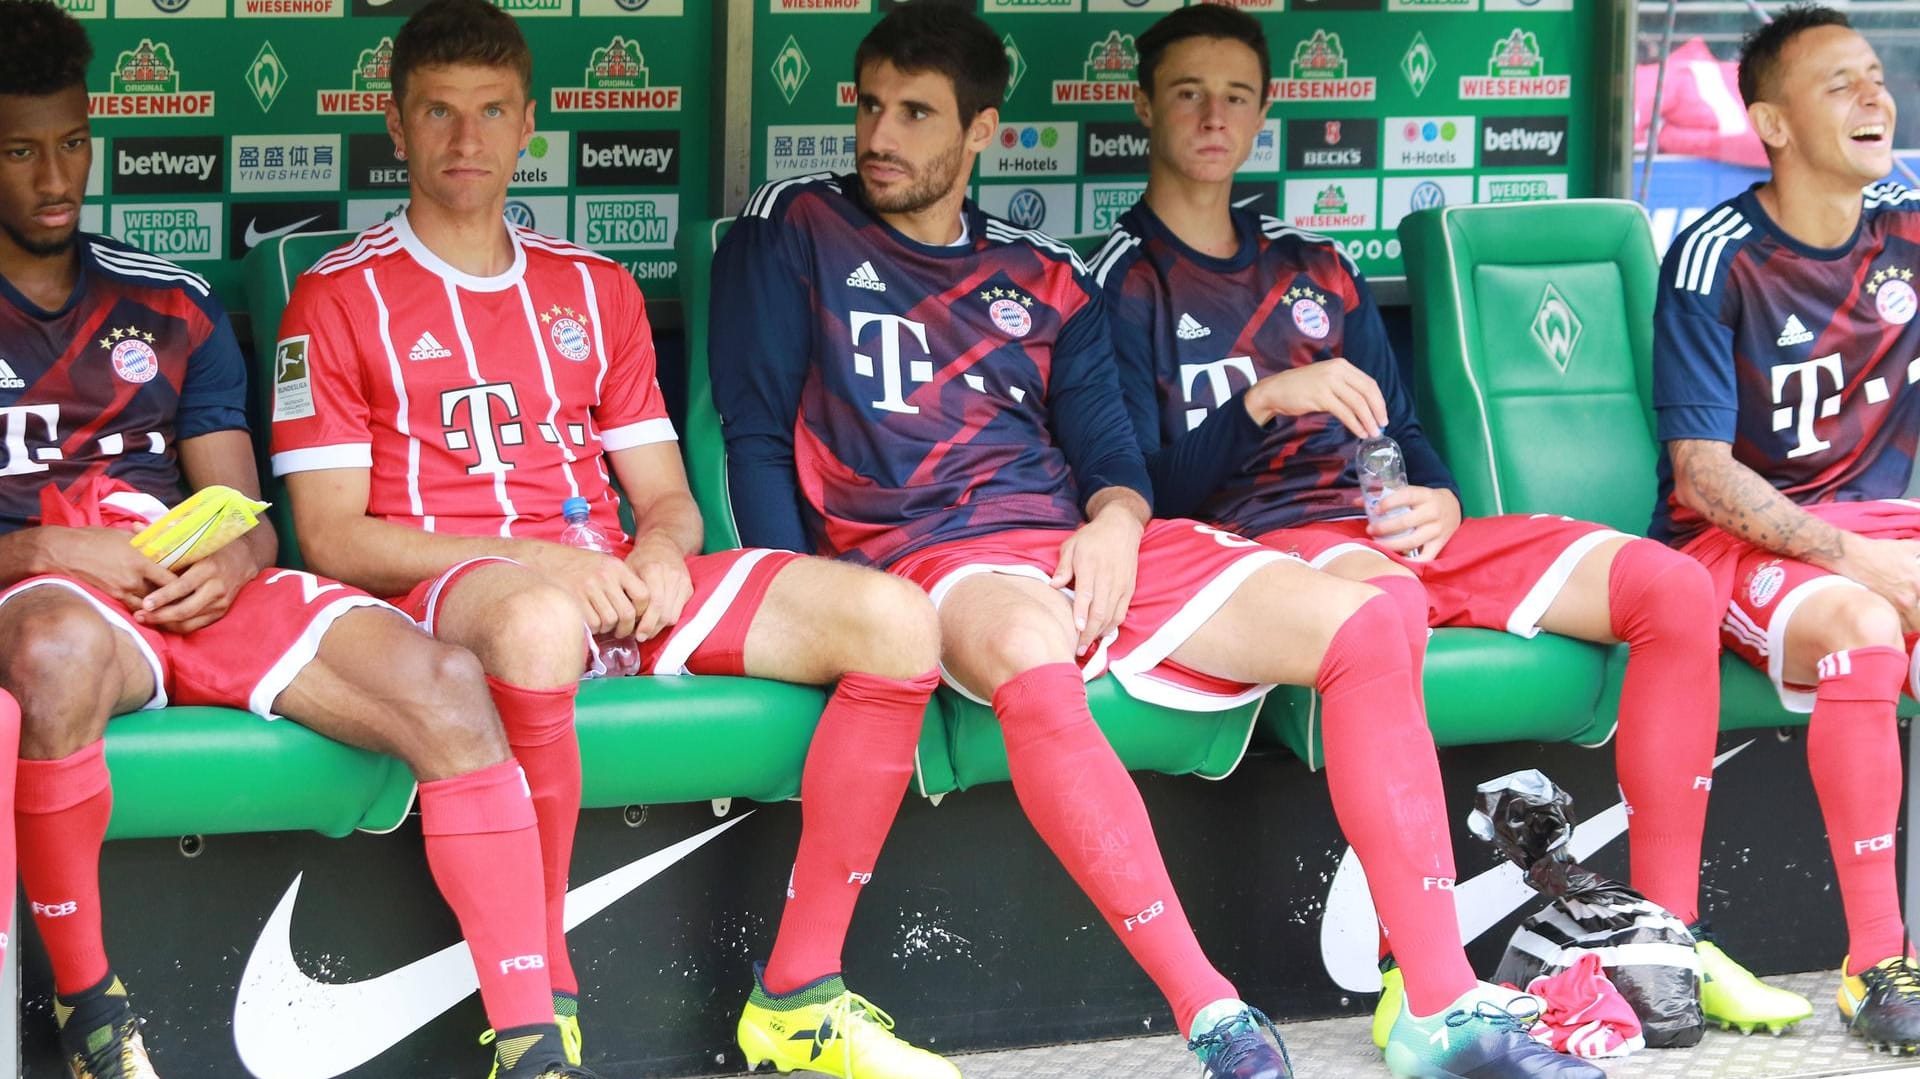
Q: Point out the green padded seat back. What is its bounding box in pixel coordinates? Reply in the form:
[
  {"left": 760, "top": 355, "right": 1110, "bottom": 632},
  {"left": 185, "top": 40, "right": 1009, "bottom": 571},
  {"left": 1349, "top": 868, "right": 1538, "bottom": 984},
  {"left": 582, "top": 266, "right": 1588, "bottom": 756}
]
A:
[
  {"left": 1397, "top": 201, "right": 1660, "bottom": 534},
  {"left": 679, "top": 217, "right": 746, "bottom": 555},
  {"left": 242, "top": 230, "right": 362, "bottom": 571}
]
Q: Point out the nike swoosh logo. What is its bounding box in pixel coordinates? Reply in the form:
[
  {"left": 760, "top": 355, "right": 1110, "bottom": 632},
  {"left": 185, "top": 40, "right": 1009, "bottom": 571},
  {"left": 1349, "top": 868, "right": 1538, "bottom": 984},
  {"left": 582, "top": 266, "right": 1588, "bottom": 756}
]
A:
[
  {"left": 233, "top": 812, "right": 751, "bottom": 1079},
  {"left": 1319, "top": 741, "right": 1751, "bottom": 993},
  {"left": 1233, "top": 194, "right": 1263, "bottom": 209},
  {"left": 244, "top": 215, "right": 322, "bottom": 249}
]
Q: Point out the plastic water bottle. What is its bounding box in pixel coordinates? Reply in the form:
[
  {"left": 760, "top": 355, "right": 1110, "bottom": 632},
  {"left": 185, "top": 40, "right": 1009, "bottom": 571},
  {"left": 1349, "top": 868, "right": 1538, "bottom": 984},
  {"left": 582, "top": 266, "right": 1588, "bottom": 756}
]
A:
[
  {"left": 1355, "top": 435, "right": 1418, "bottom": 549},
  {"left": 558, "top": 497, "right": 642, "bottom": 679}
]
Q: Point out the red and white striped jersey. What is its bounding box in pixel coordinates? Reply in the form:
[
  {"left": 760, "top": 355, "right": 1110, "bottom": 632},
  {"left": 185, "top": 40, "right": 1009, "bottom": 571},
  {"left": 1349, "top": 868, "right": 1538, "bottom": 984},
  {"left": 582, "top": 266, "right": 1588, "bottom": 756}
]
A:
[{"left": 269, "top": 212, "right": 673, "bottom": 545}]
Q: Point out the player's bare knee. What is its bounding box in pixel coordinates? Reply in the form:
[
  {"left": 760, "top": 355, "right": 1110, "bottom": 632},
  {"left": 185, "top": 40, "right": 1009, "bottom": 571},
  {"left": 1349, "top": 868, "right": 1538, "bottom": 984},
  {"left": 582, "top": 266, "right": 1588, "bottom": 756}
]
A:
[
  {"left": 471, "top": 581, "right": 584, "bottom": 688},
  {"left": 1816, "top": 589, "right": 1905, "bottom": 655},
  {"left": 1, "top": 600, "right": 115, "bottom": 691},
  {"left": 1305, "top": 573, "right": 1385, "bottom": 633},
  {"left": 836, "top": 573, "right": 940, "bottom": 677},
  {"left": 389, "top": 643, "right": 510, "bottom": 776},
  {"left": 975, "top": 611, "right": 1074, "bottom": 684},
  {"left": 0, "top": 602, "right": 121, "bottom": 753}
]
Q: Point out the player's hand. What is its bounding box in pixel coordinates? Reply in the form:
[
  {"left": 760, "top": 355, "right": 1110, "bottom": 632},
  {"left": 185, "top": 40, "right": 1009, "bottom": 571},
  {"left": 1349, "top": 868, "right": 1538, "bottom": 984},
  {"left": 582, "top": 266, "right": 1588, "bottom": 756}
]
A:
[
  {"left": 624, "top": 534, "right": 693, "bottom": 641},
  {"left": 1836, "top": 534, "right": 1920, "bottom": 632},
  {"left": 36, "top": 526, "right": 177, "bottom": 609},
  {"left": 1050, "top": 504, "right": 1144, "bottom": 655},
  {"left": 520, "top": 542, "right": 651, "bottom": 639},
  {"left": 136, "top": 540, "right": 260, "bottom": 633},
  {"left": 1243, "top": 357, "right": 1389, "bottom": 439},
  {"left": 1362, "top": 485, "right": 1461, "bottom": 562}
]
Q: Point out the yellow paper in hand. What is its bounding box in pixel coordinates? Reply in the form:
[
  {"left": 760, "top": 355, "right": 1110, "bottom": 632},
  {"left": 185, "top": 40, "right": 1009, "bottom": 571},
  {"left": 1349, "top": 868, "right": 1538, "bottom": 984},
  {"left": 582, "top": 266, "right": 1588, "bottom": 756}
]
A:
[{"left": 129, "top": 485, "right": 270, "bottom": 570}]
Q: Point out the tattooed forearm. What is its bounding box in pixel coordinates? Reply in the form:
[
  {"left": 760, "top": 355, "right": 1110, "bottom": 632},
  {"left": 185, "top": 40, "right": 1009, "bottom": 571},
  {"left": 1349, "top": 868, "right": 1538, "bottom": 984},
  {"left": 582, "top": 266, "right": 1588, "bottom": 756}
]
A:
[{"left": 1670, "top": 439, "right": 1848, "bottom": 565}]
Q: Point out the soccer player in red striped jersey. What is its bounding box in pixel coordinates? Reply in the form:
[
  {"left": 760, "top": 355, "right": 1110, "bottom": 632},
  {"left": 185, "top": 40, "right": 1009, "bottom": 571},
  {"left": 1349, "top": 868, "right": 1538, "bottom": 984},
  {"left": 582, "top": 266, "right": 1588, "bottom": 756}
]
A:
[
  {"left": 1096, "top": 5, "right": 1805, "bottom": 1068},
  {"left": 270, "top": 3, "right": 953, "bottom": 1077},
  {"left": 710, "top": 6, "right": 1598, "bottom": 1078},
  {"left": 0, "top": 5, "right": 573, "bottom": 1077},
  {"left": 1656, "top": 5, "right": 1920, "bottom": 1051}
]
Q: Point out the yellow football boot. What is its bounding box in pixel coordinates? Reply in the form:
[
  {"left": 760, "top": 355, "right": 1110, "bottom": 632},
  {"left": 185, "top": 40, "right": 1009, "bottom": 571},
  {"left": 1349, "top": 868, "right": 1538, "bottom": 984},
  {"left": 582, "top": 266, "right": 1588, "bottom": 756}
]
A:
[{"left": 737, "top": 965, "right": 959, "bottom": 1078}]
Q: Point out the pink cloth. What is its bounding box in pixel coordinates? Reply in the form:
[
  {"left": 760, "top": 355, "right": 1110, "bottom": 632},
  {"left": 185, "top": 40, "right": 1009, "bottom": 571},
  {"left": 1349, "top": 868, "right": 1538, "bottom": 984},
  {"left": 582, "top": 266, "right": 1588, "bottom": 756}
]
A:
[{"left": 1526, "top": 952, "right": 1646, "bottom": 1059}]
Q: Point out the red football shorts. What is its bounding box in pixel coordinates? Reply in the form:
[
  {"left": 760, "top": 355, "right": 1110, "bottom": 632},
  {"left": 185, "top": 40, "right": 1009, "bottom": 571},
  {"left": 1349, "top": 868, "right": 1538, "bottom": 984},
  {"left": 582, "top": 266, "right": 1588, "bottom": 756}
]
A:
[
  {"left": 1683, "top": 499, "right": 1920, "bottom": 712},
  {"left": 0, "top": 568, "right": 395, "bottom": 717},
  {"left": 1257, "top": 513, "right": 1628, "bottom": 637},
  {"left": 888, "top": 519, "right": 1296, "bottom": 711},
  {"left": 395, "top": 549, "right": 802, "bottom": 677}
]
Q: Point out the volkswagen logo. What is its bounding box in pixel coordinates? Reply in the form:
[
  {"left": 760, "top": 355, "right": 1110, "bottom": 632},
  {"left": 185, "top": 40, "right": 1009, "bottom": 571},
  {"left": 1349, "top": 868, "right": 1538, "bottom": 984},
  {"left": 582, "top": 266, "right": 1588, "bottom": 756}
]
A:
[{"left": 1007, "top": 188, "right": 1047, "bottom": 230}]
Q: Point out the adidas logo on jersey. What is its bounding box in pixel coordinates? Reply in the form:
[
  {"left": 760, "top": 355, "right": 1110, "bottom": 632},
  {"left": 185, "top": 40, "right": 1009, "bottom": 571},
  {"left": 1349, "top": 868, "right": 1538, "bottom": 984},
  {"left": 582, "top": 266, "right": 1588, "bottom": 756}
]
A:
[
  {"left": 846, "top": 261, "right": 887, "bottom": 292},
  {"left": 1177, "top": 313, "right": 1212, "bottom": 340},
  {"left": 0, "top": 358, "right": 22, "bottom": 390},
  {"left": 409, "top": 332, "right": 453, "bottom": 361},
  {"left": 1776, "top": 314, "right": 1813, "bottom": 347}
]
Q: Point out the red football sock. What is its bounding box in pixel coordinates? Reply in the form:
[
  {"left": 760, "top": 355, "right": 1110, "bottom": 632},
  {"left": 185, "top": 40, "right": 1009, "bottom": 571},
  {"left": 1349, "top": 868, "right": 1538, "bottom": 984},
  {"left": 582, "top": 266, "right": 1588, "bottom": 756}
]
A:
[
  {"left": 420, "top": 760, "right": 554, "bottom": 1032},
  {"left": 1319, "top": 594, "right": 1476, "bottom": 1016},
  {"left": 488, "top": 676, "right": 582, "bottom": 996},
  {"left": 17, "top": 740, "right": 112, "bottom": 995},
  {"left": 1607, "top": 539, "right": 1718, "bottom": 926},
  {"left": 763, "top": 669, "right": 939, "bottom": 994},
  {"left": 993, "top": 664, "right": 1234, "bottom": 1034},
  {"left": 1366, "top": 574, "right": 1431, "bottom": 706},
  {"left": 0, "top": 693, "right": 20, "bottom": 969},
  {"left": 1807, "top": 646, "right": 1909, "bottom": 974}
]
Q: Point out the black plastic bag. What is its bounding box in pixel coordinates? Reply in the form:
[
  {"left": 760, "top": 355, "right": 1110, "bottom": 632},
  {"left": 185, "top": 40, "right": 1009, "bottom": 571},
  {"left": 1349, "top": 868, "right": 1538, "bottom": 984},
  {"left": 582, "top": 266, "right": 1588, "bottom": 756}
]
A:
[{"left": 1469, "top": 769, "right": 1705, "bottom": 1048}]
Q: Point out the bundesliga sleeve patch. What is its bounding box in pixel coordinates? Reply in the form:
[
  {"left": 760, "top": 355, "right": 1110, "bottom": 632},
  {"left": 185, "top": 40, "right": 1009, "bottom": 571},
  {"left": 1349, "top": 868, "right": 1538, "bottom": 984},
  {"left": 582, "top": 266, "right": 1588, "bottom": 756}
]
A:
[{"left": 273, "top": 336, "right": 315, "bottom": 422}]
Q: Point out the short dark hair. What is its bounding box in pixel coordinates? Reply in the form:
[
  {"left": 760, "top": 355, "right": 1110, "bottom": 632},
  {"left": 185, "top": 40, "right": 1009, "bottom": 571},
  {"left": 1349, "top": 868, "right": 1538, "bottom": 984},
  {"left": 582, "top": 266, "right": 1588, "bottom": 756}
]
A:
[
  {"left": 1738, "top": 3, "right": 1851, "bottom": 105},
  {"left": 853, "top": 0, "right": 1008, "bottom": 126},
  {"left": 1138, "top": 4, "right": 1271, "bottom": 103},
  {"left": 0, "top": 0, "right": 93, "bottom": 98},
  {"left": 391, "top": 0, "right": 532, "bottom": 105}
]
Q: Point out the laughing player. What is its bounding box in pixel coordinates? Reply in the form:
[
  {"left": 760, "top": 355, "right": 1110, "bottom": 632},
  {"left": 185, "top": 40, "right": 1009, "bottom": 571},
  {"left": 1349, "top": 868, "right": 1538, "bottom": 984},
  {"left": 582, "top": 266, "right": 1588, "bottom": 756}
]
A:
[
  {"left": 270, "top": 2, "right": 951, "bottom": 1077},
  {"left": 1092, "top": 3, "right": 1809, "bottom": 1063},
  {"left": 1655, "top": 4, "right": 1920, "bottom": 1052},
  {"left": 710, "top": 4, "right": 1603, "bottom": 1077},
  {"left": 0, "top": 4, "right": 569, "bottom": 1076}
]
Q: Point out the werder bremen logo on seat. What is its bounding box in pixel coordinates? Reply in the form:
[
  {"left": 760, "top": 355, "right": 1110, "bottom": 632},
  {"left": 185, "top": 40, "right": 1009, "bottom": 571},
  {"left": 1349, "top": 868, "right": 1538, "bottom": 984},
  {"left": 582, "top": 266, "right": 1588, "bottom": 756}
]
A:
[
  {"left": 1531, "top": 282, "right": 1582, "bottom": 373},
  {"left": 772, "top": 35, "right": 810, "bottom": 106}
]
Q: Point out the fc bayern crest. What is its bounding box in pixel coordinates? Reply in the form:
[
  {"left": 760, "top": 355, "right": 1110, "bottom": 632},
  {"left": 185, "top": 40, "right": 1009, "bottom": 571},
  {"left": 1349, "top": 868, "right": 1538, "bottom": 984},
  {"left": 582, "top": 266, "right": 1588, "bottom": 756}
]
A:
[
  {"left": 990, "top": 298, "right": 1033, "bottom": 338},
  {"left": 1292, "top": 297, "right": 1331, "bottom": 339},
  {"left": 550, "top": 317, "right": 591, "bottom": 362},
  {"left": 105, "top": 329, "right": 159, "bottom": 384},
  {"left": 1748, "top": 561, "right": 1787, "bottom": 608},
  {"left": 1877, "top": 278, "right": 1917, "bottom": 326}
]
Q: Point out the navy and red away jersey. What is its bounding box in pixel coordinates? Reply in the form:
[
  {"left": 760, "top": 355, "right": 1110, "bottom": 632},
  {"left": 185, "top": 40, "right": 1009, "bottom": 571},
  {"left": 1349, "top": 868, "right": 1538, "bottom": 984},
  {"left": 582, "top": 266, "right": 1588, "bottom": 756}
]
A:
[
  {"left": 710, "top": 173, "right": 1148, "bottom": 568},
  {"left": 0, "top": 235, "right": 247, "bottom": 534},
  {"left": 1095, "top": 200, "right": 1453, "bottom": 537},
  {"left": 1653, "top": 182, "right": 1920, "bottom": 546}
]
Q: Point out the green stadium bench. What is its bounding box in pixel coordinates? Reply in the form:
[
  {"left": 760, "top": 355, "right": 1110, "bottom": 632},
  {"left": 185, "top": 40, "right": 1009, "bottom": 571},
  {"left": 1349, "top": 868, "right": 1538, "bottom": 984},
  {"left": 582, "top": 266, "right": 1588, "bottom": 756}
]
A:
[
  {"left": 682, "top": 219, "right": 1266, "bottom": 790},
  {"left": 1397, "top": 199, "right": 1913, "bottom": 733}
]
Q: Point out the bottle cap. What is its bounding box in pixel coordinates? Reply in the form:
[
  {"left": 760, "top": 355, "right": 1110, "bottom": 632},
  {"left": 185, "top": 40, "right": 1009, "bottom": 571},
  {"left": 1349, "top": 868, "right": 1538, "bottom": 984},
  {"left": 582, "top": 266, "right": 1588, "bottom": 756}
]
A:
[{"left": 561, "top": 496, "right": 590, "bottom": 519}]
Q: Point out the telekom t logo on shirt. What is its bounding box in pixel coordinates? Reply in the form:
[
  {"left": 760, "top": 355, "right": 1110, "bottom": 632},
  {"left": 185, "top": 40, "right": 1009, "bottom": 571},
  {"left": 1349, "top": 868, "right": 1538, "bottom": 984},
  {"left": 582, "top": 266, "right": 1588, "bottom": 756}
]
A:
[
  {"left": 850, "top": 311, "right": 933, "bottom": 415},
  {"left": 440, "top": 383, "right": 524, "bottom": 475}
]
